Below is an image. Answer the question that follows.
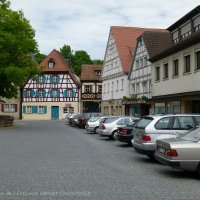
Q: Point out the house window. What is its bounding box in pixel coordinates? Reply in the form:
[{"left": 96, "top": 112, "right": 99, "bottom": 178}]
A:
[
  {"left": 121, "top": 79, "right": 124, "bottom": 90},
  {"left": 84, "top": 85, "right": 92, "bottom": 93},
  {"left": 69, "top": 107, "right": 74, "bottom": 113},
  {"left": 136, "top": 60, "right": 139, "bottom": 68},
  {"left": 38, "top": 106, "right": 44, "bottom": 114},
  {"left": 140, "top": 59, "right": 143, "bottom": 68},
  {"left": 95, "top": 70, "right": 101, "bottom": 76},
  {"left": 155, "top": 66, "right": 160, "bottom": 81},
  {"left": 132, "top": 84, "right": 135, "bottom": 94},
  {"left": 116, "top": 80, "right": 119, "bottom": 91},
  {"left": 107, "top": 83, "right": 109, "bottom": 93},
  {"left": 111, "top": 82, "right": 114, "bottom": 92},
  {"left": 103, "top": 84, "right": 106, "bottom": 93},
  {"left": 39, "top": 76, "right": 43, "bottom": 83},
  {"left": 98, "top": 85, "right": 102, "bottom": 93},
  {"left": 163, "top": 63, "right": 168, "bottom": 79},
  {"left": 53, "top": 76, "right": 57, "bottom": 83},
  {"left": 142, "top": 81, "right": 147, "bottom": 93},
  {"left": 10, "top": 104, "right": 15, "bottom": 112},
  {"left": 144, "top": 57, "right": 147, "bottom": 67},
  {"left": 52, "top": 90, "right": 57, "bottom": 97},
  {"left": 173, "top": 59, "right": 179, "bottom": 77},
  {"left": 172, "top": 30, "right": 179, "bottom": 44},
  {"left": 136, "top": 83, "right": 140, "bottom": 94},
  {"left": 27, "top": 90, "right": 31, "bottom": 97},
  {"left": 195, "top": 51, "right": 200, "bottom": 70},
  {"left": 4, "top": 104, "right": 9, "bottom": 112},
  {"left": 39, "top": 90, "right": 44, "bottom": 97},
  {"left": 184, "top": 54, "right": 191, "bottom": 73},
  {"left": 181, "top": 23, "right": 191, "bottom": 39},
  {"left": 27, "top": 106, "right": 32, "bottom": 114},
  {"left": 48, "top": 58, "right": 55, "bottom": 69}
]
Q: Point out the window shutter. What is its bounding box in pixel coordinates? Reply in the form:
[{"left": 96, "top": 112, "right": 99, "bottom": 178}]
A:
[
  {"left": 23, "top": 106, "right": 26, "bottom": 113},
  {"left": 57, "top": 75, "right": 60, "bottom": 83},
  {"left": 64, "top": 90, "right": 67, "bottom": 97},
  {"left": 44, "top": 106, "right": 47, "bottom": 114},
  {"left": 72, "top": 89, "right": 76, "bottom": 97},
  {"left": 43, "top": 76, "right": 46, "bottom": 83},
  {"left": 50, "top": 90, "right": 53, "bottom": 97},
  {"left": 23, "top": 89, "right": 27, "bottom": 97},
  {"left": 31, "top": 90, "right": 34, "bottom": 97},
  {"left": 36, "top": 90, "right": 39, "bottom": 97},
  {"left": 50, "top": 76, "right": 53, "bottom": 83},
  {"left": 15, "top": 104, "right": 18, "bottom": 112},
  {"left": 43, "top": 90, "right": 46, "bottom": 97},
  {"left": 36, "top": 76, "right": 39, "bottom": 83},
  {"left": 1, "top": 104, "right": 4, "bottom": 112},
  {"left": 57, "top": 90, "right": 60, "bottom": 97},
  {"left": 32, "top": 106, "right": 38, "bottom": 113}
]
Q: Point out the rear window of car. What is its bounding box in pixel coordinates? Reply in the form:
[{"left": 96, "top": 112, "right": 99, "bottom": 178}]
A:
[
  {"left": 155, "top": 117, "right": 171, "bottom": 130},
  {"left": 179, "top": 127, "right": 200, "bottom": 141},
  {"left": 89, "top": 117, "right": 101, "bottom": 122},
  {"left": 105, "top": 117, "right": 119, "bottom": 123},
  {"left": 135, "top": 117, "right": 153, "bottom": 129}
]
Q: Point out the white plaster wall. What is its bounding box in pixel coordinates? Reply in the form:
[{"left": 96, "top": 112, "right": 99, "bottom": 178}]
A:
[{"left": 152, "top": 43, "right": 200, "bottom": 97}]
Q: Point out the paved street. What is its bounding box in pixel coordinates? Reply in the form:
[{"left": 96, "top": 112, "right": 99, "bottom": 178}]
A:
[{"left": 0, "top": 120, "right": 199, "bottom": 200}]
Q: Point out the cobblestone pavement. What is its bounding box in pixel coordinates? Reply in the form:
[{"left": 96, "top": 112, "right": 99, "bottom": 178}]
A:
[{"left": 0, "top": 120, "right": 199, "bottom": 200}]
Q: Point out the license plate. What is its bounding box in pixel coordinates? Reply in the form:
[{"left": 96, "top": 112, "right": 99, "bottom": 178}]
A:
[{"left": 158, "top": 147, "right": 165, "bottom": 154}]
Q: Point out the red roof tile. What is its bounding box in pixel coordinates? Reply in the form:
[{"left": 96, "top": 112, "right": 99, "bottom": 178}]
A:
[
  {"left": 81, "top": 64, "right": 103, "bottom": 81},
  {"left": 110, "top": 26, "right": 166, "bottom": 73},
  {"left": 38, "top": 49, "right": 80, "bottom": 86}
]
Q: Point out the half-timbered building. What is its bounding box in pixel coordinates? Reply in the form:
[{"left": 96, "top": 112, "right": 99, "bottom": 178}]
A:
[
  {"left": 80, "top": 64, "right": 102, "bottom": 112},
  {"left": 22, "top": 49, "right": 80, "bottom": 120}
]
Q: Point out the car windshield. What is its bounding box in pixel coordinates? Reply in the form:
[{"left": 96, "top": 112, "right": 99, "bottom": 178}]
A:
[
  {"left": 178, "top": 127, "right": 200, "bottom": 142},
  {"left": 135, "top": 117, "right": 153, "bottom": 129}
]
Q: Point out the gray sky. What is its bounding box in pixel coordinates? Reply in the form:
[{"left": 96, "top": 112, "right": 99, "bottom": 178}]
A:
[{"left": 10, "top": 0, "right": 200, "bottom": 60}]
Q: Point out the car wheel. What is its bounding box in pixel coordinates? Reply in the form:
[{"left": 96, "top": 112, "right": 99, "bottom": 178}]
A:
[
  {"left": 94, "top": 127, "right": 99, "bottom": 134},
  {"left": 109, "top": 130, "right": 117, "bottom": 140},
  {"left": 197, "top": 164, "right": 200, "bottom": 177},
  {"left": 147, "top": 154, "right": 155, "bottom": 160}
]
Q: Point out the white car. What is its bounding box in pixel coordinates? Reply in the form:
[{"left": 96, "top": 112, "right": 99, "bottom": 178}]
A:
[
  {"left": 98, "top": 116, "right": 139, "bottom": 139},
  {"left": 85, "top": 116, "right": 110, "bottom": 133}
]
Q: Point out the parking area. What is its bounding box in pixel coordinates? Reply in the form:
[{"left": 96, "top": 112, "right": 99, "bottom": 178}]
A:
[{"left": 0, "top": 120, "right": 199, "bottom": 200}]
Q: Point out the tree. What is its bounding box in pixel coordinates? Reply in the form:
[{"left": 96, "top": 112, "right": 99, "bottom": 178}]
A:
[
  {"left": 34, "top": 52, "right": 46, "bottom": 64},
  {"left": 60, "top": 44, "right": 73, "bottom": 66},
  {"left": 92, "top": 59, "right": 103, "bottom": 64},
  {"left": 0, "top": 0, "right": 39, "bottom": 98}
]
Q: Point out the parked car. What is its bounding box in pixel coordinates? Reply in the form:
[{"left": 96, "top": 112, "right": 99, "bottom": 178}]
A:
[
  {"left": 77, "top": 113, "right": 103, "bottom": 128},
  {"left": 114, "top": 119, "right": 140, "bottom": 145},
  {"left": 98, "top": 116, "right": 138, "bottom": 139},
  {"left": 85, "top": 116, "right": 110, "bottom": 133},
  {"left": 67, "top": 113, "right": 80, "bottom": 125},
  {"left": 65, "top": 113, "right": 73, "bottom": 125},
  {"left": 70, "top": 113, "right": 81, "bottom": 126},
  {"left": 132, "top": 114, "right": 200, "bottom": 159},
  {"left": 154, "top": 127, "right": 200, "bottom": 176}
]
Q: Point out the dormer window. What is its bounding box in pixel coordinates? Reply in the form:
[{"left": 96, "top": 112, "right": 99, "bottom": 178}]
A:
[
  {"left": 48, "top": 58, "right": 55, "bottom": 69},
  {"left": 95, "top": 70, "right": 101, "bottom": 76}
]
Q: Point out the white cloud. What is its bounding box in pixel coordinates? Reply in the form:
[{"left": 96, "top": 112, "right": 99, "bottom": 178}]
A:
[{"left": 10, "top": 0, "right": 200, "bottom": 59}]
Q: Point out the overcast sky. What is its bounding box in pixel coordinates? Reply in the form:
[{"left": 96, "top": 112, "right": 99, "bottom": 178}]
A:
[{"left": 10, "top": 0, "right": 200, "bottom": 60}]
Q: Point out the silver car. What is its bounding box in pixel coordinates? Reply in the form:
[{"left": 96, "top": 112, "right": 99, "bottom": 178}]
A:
[
  {"left": 98, "top": 116, "right": 138, "bottom": 139},
  {"left": 85, "top": 116, "right": 109, "bottom": 133},
  {"left": 154, "top": 127, "right": 200, "bottom": 176},
  {"left": 132, "top": 114, "right": 200, "bottom": 159}
]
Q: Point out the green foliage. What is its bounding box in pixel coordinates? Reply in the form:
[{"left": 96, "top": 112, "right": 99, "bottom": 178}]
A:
[
  {"left": 60, "top": 44, "right": 73, "bottom": 66},
  {"left": 0, "top": 1, "right": 39, "bottom": 98},
  {"left": 60, "top": 44, "right": 103, "bottom": 76},
  {"left": 34, "top": 52, "right": 46, "bottom": 64}
]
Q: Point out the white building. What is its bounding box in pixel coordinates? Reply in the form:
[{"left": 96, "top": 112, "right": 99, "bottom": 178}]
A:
[
  {"left": 101, "top": 26, "right": 154, "bottom": 116},
  {"left": 127, "top": 30, "right": 171, "bottom": 117}
]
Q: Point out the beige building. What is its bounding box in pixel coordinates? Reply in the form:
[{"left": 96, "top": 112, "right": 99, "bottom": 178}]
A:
[
  {"left": 22, "top": 49, "right": 80, "bottom": 120},
  {"left": 150, "top": 6, "right": 200, "bottom": 114}
]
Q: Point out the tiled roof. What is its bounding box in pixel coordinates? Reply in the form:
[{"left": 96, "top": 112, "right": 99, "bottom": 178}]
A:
[
  {"left": 110, "top": 26, "right": 166, "bottom": 74},
  {"left": 38, "top": 49, "right": 80, "bottom": 86},
  {"left": 142, "top": 31, "right": 172, "bottom": 58},
  {"left": 81, "top": 64, "right": 103, "bottom": 81},
  {"left": 149, "top": 31, "right": 200, "bottom": 62}
]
